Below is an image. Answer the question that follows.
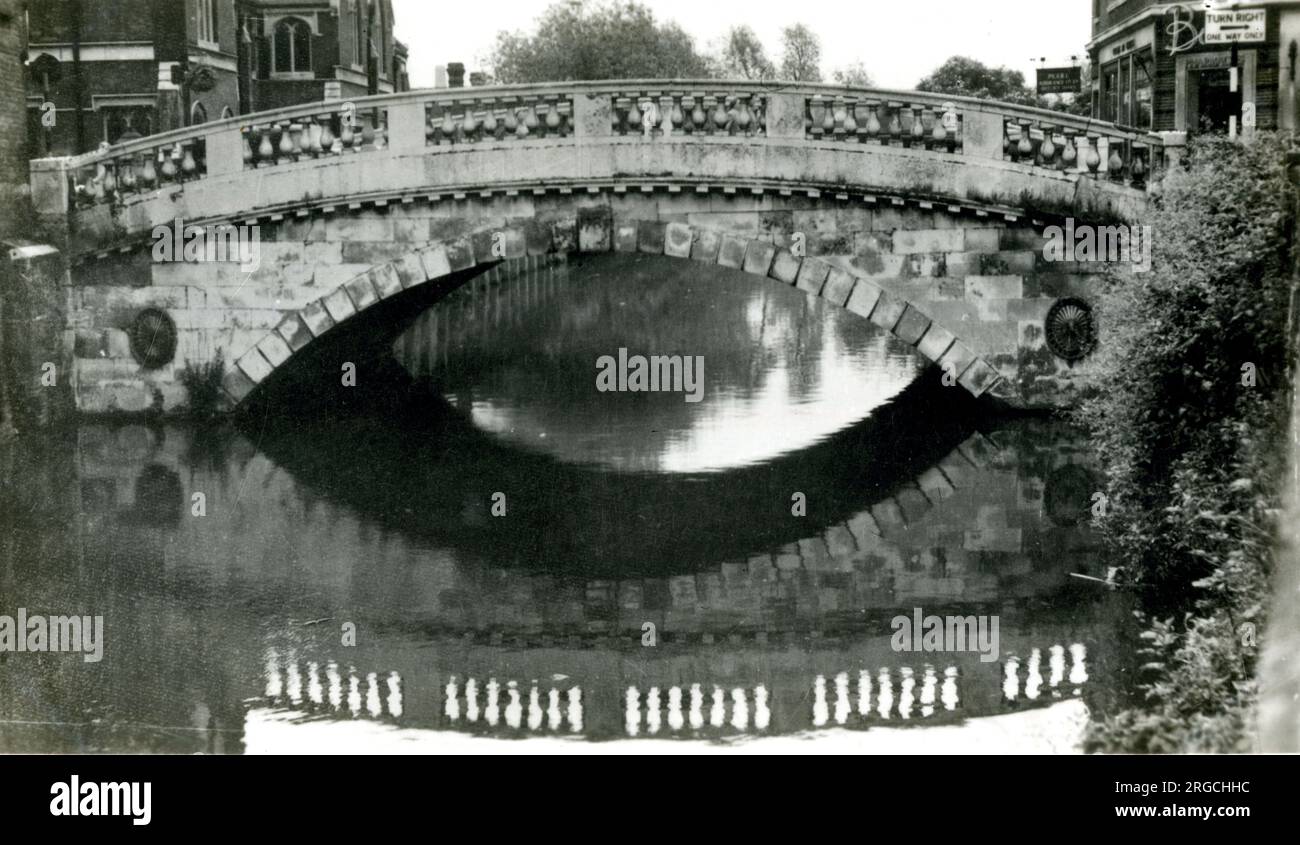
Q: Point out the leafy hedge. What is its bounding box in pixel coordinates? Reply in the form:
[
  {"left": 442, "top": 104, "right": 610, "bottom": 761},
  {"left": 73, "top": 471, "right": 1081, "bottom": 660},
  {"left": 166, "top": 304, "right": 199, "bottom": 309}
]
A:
[{"left": 1076, "top": 134, "right": 1295, "bottom": 752}]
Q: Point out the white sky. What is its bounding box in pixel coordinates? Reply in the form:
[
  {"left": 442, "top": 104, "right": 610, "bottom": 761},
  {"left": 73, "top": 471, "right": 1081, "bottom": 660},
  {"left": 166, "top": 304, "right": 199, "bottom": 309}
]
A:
[{"left": 390, "top": 0, "right": 1092, "bottom": 91}]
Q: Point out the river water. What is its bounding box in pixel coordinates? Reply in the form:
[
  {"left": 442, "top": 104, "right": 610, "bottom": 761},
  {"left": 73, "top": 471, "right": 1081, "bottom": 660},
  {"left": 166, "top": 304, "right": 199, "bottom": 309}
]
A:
[{"left": 0, "top": 254, "right": 1132, "bottom": 752}]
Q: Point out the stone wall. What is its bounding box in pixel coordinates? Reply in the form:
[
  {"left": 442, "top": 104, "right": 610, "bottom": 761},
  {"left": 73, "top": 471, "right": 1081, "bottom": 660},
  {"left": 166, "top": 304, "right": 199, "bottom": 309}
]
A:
[{"left": 64, "top": 190, "right": 1115, "bottom": 414}]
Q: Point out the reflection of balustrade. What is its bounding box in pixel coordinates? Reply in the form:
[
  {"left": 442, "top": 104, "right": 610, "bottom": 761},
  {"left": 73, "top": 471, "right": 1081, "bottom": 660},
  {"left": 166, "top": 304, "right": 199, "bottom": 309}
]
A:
[
  {"left": 624, "top": 683, "right": 771, "bottom": 736},
  {"left": 242, "top": 106, "right": 389, "bottom": 169},
  {"left": 609, "top": 89, "right": 766, "bottom": 137},
  {"left": 425, "top": 94, "right": 573, "bottom": 144},
  {"left": 263, "top": 649, "right": 403, "bottom": 720},
  {"left": 812, "top": 666, "right": 959, "bottom": 725},
  {"left": 1001, "top": 643, "right": 1088, "bottom": 704},
  {"left": 442, "top": 676, "right": 584, "bottom": 734},
  {"left": 806, "top": 94, "right": 961, "bottom": 151}
]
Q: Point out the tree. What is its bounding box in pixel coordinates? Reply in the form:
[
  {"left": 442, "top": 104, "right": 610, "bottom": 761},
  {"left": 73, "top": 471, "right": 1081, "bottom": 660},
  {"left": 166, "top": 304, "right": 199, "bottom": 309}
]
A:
[
  {"left": 489, "top": 0, "right": 715, "bottom": 83},
  {"left": 916, "top": 56, "right": 1036, "bottom": 105},
  {"left": 831, "top": 62, "right": 874, "bottom": 88},
  {"left": 718, "top": 25, "right": 774, "bottom": 81},
  {"left": 779, "top": 23, "right": 822, "bottom": 82}
]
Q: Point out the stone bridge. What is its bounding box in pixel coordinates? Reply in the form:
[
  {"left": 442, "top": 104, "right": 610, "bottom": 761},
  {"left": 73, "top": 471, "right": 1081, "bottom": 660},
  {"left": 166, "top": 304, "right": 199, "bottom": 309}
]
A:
[{"left": 27, "top": 81, "right": 1166, "bottom": 413}]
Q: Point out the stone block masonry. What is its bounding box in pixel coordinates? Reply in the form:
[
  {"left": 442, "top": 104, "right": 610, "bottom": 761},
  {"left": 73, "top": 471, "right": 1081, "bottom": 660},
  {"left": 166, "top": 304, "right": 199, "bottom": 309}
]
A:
[{"left": 59, "top": 188, "right": 1112, "bottom": 413}]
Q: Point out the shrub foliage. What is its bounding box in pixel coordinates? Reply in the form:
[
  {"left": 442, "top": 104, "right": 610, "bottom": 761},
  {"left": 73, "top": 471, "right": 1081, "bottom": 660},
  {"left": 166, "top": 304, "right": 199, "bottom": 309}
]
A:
[{"left": 1077, "top": 134, "right": 1295, "bottom": 752}]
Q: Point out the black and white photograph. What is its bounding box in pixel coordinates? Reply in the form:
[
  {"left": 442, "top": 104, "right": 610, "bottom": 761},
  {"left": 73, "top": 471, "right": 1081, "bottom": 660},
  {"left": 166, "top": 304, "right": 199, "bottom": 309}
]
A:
[{"left": 0, "top": 0, "right": 1297, "bottom": 818}]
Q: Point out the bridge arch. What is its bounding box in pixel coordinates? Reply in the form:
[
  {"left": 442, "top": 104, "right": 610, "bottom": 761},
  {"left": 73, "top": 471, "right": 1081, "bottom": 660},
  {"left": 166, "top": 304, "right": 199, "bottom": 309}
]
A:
[
  {"left": 221, "top": 220, "right": 1005, "bottom": 408},
  {"left": 41, "top": 80, "right": 1162, "bottom": 412}
]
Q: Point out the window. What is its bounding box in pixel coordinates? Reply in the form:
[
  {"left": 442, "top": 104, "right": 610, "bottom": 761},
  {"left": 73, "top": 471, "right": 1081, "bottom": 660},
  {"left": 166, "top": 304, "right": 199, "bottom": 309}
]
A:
[
  {"left": 352, "top": 1, "right": 364, "bottom": 67},
  {"left": 196, "top": 0, "right": 218, "bottom": 47},
  {"left": 190, "top": 102, "right": 208, "bottom": 125},
  {"left": 102, "top": 107, "right": 153, "bottom": 145},
  {"left": 1099, "top": 47, "right": 1154, "bottom": 129},
  {"left": 273, "top": 18, "right": 311, "bottom": 74},
  {"left": 375, "top": 2, "right": 384, "bottom": 74}
]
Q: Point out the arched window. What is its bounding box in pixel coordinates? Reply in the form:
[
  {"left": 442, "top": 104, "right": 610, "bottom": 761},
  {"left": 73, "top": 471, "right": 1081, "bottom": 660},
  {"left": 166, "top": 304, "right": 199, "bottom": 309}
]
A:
[
  {"left": 273, "top": 18, "right": 311, "bottom": 74},
  {"left": 220, "top": 105, "right": 234, "bottom": 120},
  {"left": 190, "top": 101, "right": 208, "bottom": 125}
]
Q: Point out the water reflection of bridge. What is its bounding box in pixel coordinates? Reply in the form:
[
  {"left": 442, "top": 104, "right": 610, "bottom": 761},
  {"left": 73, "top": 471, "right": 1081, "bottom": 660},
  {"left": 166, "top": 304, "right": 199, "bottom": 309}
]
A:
[
  {"left": 0, "top": 406, "right": 1122, "bottom": 751},
  {"left": 256, "top": 625, "right": 1099, "bottom": 741}
]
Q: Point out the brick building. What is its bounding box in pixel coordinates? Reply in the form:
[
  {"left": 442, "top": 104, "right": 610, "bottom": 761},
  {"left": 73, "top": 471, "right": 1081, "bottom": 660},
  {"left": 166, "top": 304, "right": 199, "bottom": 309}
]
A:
[
  {"left": 22, "top": 0, "right": 409, "bottom": 157},
  {"left": 1088, "top": 0, "right": 1300, "bottom": 135}
]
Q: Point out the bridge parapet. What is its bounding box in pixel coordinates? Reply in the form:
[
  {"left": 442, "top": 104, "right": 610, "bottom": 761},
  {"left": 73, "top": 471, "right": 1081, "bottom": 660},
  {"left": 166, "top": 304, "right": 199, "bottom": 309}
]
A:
[{"left": 32, "top": 80, "right": 1164, "bottom": 251}]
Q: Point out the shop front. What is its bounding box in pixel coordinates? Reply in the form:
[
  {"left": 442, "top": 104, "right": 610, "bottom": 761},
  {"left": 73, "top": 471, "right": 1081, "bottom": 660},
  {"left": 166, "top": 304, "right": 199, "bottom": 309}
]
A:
[{"left": 1088, "top": 1, "right": 1300, "bottom": 136}]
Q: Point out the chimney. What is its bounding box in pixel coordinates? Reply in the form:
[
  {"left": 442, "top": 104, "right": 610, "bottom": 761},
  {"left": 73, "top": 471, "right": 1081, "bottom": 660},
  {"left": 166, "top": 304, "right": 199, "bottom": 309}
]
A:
[{"left": 447, "top": 62, "right": 465, "bottom": 88}]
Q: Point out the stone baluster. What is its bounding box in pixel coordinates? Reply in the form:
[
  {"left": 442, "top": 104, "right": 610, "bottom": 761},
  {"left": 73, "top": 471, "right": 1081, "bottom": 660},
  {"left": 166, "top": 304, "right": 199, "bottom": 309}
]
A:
[
  {"left": 886, "top": 100, "right": 904, "bottom": 144},
  {"left": 160, "top": 146, "right": 179, "bottom": 181},
  {"left": 908, "top": 106, "right": 925, "bottom": 147},
  {"left": 685, "top": 94, "right": 703, "bottom": 134},
  {"left": 546, "top": 97, "right": 564, "bottom": 135},
  {"left": 140, "top": 149, "right": 158, "bottom": 186},
  {"left": 736, "top": 93, "right": 755, "bottom": 135},
  {"left": 659, "top": 94, "right": 674, "bottom": 137},
  {"left": 1108, "top": 137, "right": 1126, "bottom": 182},
  {"left": 865, "top": 99, "right": 882, "bottom": 141},
  {"left": 1084, "top": 132, "right": 1102, "bottom": 175},
  {"left": 503, "top": 100, "right": 519, "bottom": 137},
  {"left": 1017, "top": 121, "right": 1033, "bottom": 162},
  {"left": 931, "top": 108, "right": 949, "bottom": 150},
  {"left": 1061, "top": 129, "right": 1079, "bottom": 170},
  {"left": 942, "top": 102, "right": 960, "bottom": 151},
  {"left": 808, "top": 96, "right": 825, "bottom": 138},
  {"left": 624, "top": 96, "right": 641, "bottom": 135},
  {"left": 711, "top": 94, "right": 730, "bottom": 134},
  {"left": 120, "top": 155, "right": 138, "bottom": 193},
  {"left": 1130, "top": 142, "right": 1148, "bottom": 188},
  {"left": 1039, "top": 125, "right": 1059, "bottom": 168},
  {"left": 338, "top": 114, "right": 354, "bottom": 151},
  {"left": 318, "top": 114, "right": 335, "bottom": 154},
  {"left": 1028, "top": 125, "right": 1045, "bottom": 164},
  {"left": 830, "top": 96, "right": 846, "bottom": 139}
]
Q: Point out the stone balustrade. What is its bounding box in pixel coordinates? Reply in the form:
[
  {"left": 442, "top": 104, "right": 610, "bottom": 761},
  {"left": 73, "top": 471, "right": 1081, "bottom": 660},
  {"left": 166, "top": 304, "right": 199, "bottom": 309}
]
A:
[
  {"left": 806, "top": 93, "right": 961, "bottom": 152},
  {"left": 608, "top": 87, "right": 766, "bottom": 137},
  {"left": 1000, "top": 108, "right": 1158, "bottom": 190},
  {"left": 41, "top": 80, "right": 1167, "bottom": 215},
  {"left": 242, "top": 104, "right": 389, "bottom": 168},
  {"left": 70, "top": 133, "right": 206, "bottom": 208},
  {"left": 425, "top": 92, "right": 574, "bottom": 144}
]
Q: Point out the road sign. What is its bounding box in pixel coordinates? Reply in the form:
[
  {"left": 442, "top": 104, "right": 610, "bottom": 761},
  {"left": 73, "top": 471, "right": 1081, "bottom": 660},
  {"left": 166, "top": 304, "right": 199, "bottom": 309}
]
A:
[
  {"left": 1036, "top": 67, "right": 1081, "bottom": 95},
  {"left": 1205, "top": 10, "right": 1266, "bottom": 44}
]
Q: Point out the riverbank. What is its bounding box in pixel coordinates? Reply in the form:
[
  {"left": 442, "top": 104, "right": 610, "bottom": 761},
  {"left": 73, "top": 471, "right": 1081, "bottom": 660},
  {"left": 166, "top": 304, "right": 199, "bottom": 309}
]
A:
[{"left": 1078, "top": 134, "right": 1296, "bottom": 753}]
